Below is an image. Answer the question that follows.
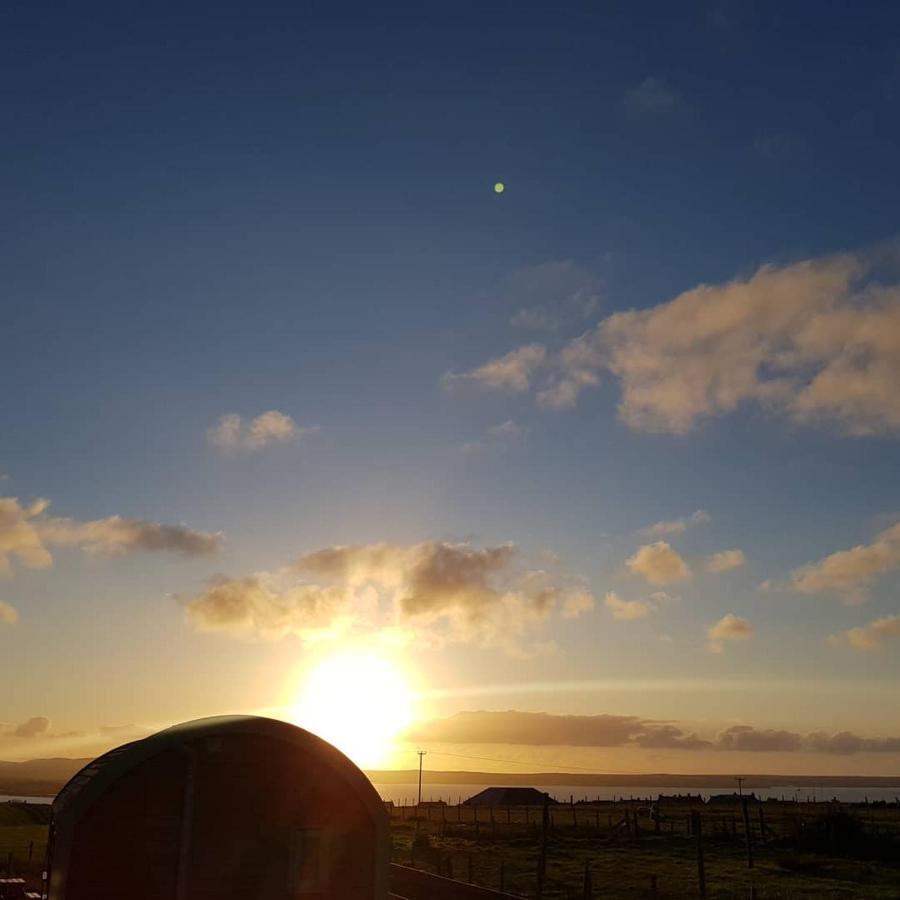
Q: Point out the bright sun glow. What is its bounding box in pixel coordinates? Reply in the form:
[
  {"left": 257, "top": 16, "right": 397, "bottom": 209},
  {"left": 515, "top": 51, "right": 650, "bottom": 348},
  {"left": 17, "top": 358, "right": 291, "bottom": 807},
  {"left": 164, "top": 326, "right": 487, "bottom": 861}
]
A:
[{"left": 292, "top": 650, "right": 415, "bottom": 768}]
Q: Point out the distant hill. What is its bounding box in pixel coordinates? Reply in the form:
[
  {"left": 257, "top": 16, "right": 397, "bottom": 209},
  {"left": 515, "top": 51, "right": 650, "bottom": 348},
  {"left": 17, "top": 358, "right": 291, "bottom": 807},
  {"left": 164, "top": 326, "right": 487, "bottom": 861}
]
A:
[
  {"left": 0, "top": 757, "right": 91, "bottom": 796},
  {"left": 3, "top": 758, "right": 900, "bottom": 797},
  {"left": 365, "top": 769, "right": 900, "bottom": 789}
]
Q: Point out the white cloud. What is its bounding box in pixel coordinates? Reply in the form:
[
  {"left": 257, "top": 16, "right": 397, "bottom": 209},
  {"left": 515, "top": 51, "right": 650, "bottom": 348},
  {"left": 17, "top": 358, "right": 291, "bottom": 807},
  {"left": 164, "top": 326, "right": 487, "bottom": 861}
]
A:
[
  {"left": 604, "top": 591, "right": 654, "bottom": 620},
  {"left": 707, "top": 613, "right": 753, "bottom": 653},
  {"left": 789, "top": 521, "right": 900, "bottom": 602},
  {"left": 642, "top": 510, "right": 711, "bottom": 536},
  {"left": 0, "top": 496, "right": 220, "bottom": 575},
  {"left": 561, "top": 590, "right": 596, "bottom": 619},
  {"left": 626, "top": 542, "right": 690, "bottom": 586},
  {"left": 0, "top": 600, "right": 18, "bottom": 625},
  {"left": 461, "top": 420, "right": 526, "bottom": 455},
  {"left": 449, "top": 246, "right": 900, "bottom": 437},
  {"left": 487, "top": 420, "right": 524, "bottom": 440},
  {"left": 829, "top": 614, "right": 900, "bottom": 651},
  {"left": 705, "top": 549, "right": 747, "bottom": 573},
  {"left": 208, "top": 410, "right": 317, "bottom": 452}
]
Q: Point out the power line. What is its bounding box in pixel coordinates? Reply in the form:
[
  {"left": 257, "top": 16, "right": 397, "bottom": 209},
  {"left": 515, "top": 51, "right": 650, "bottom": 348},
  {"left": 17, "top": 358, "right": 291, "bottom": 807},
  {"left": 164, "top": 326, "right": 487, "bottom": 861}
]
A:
[{"left": 416, "top": 750, "right": 427, "bottom": 805}]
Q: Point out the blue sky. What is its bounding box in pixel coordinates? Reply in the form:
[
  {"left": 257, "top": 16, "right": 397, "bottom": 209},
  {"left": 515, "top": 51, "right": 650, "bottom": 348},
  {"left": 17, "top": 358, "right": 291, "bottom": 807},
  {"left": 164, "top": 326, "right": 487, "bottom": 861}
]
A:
[{"left": 2, "top": 1, "right": 900, "bottom": 773}]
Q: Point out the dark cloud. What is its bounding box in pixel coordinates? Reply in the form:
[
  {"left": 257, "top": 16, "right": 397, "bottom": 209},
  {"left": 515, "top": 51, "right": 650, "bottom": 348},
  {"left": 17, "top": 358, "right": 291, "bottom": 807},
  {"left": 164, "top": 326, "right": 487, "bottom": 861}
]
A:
[
  {"left": 184, "top": 575, "right": 347, "bottom": 639},
  {"left": 12, "top": 716, "right": 51, "bottom": 738},
  {"left": 408, "top": 710, "right": 900, "bottom": 755},
  {"left": 715, "top": 726, "right": 803, "bottom": 753}
]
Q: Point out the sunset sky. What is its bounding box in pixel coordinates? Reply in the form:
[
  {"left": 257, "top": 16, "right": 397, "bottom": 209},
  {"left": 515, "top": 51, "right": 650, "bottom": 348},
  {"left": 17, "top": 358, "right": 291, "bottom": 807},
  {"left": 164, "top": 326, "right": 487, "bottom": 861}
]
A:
[{"left": 3, "top": 1, "right": 900, "bottom": 777}]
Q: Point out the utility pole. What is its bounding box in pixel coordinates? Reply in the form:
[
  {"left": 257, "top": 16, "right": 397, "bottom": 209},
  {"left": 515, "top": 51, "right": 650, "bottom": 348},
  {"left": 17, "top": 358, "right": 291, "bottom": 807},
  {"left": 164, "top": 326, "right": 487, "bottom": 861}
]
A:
[
  {"left": 416, "top": 750, "right": 427, "bottom": 807},
  {"left": 735, "top": 776, "right": 745, "bottom": 797}
]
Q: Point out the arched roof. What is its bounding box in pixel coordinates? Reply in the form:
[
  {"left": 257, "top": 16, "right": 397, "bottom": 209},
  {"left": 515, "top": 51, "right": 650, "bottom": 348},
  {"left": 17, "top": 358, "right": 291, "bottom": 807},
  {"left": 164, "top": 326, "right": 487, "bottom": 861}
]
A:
[{"left": 54, "top": 715, "right": 385, "bottom": 824}]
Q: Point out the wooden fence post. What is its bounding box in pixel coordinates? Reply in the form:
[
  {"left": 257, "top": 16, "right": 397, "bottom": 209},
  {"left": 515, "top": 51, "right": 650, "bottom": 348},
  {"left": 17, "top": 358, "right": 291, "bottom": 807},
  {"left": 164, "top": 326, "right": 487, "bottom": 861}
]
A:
[
  {"left": 692, "top": 811, "right": 706, "bottom": 899},
  {"left": 741, "top": 798, "right": 754, "bottom": 868},
  {"left": 536, "top": 796, "right": 549, "bottom": 899},
  {"left": 582, "top": 859, "right": 593, "bottom": 899}
]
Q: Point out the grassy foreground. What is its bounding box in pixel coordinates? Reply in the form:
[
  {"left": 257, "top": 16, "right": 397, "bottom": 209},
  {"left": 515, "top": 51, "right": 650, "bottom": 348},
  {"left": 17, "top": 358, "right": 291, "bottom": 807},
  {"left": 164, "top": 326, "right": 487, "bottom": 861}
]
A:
[
  {"left": 388, "top": 799, "right": 900, "bottom": 898},
  {"left": 2, "top": 799, "right": 899, "bottom": 897}
]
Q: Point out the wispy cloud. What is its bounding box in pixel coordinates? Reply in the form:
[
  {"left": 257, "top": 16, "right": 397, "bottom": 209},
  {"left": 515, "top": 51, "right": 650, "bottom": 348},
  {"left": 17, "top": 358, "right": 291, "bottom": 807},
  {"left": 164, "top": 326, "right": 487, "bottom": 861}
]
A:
[
  {"left": 642, "top": 510, "right": 711, "bottom": 537},
  {"left": 0, "top": 601, "right": 18, "bottom": 625},
  {"left": 604, "top": 591, "right": 656, "bottom": 620},
  {"left": 0, "top": 496, "right": 220, "bottom": 576},
  {"left": 208, "top": 410, "right": 319, "bottom": 453},
  {"left": 829, "top": 614, "right": 900, "bottom": 651},
  {"left": 443, "top": 344, "right": 547, "bottom": 394},
  {"left": 623, "top": 77, "right": 684, "bottom": 117},
  {"left": 789, "top": 521, "right": 900, "bottom": 603},
  {"left": 507, "top": 261, "right": 602, "bottom": 332},
  {"left": 753, "top": 134, "right": 808, "bottom": 161},
  {"left": 460, "top": 420, "right": 526, "bottom": 455}
]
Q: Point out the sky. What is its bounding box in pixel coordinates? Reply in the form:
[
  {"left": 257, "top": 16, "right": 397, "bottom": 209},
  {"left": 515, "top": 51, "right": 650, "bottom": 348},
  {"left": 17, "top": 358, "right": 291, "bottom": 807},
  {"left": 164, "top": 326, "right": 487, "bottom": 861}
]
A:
[{"left": 2, "top": 0, "right": 900, "bottom": 777}]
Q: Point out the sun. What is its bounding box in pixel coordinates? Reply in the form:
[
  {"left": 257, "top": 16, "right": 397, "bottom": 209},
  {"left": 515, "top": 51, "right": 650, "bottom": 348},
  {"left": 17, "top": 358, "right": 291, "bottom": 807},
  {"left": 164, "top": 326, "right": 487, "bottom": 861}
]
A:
[{"left": 291, "top": 650, "right": 415, "bottom": 768}]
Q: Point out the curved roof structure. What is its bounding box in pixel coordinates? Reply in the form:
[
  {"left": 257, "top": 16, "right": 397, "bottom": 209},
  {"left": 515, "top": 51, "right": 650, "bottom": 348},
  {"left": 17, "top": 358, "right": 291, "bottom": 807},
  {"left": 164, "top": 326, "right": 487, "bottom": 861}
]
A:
[{"left": 48, "top": 715, "right": 389, "bottom": 900}]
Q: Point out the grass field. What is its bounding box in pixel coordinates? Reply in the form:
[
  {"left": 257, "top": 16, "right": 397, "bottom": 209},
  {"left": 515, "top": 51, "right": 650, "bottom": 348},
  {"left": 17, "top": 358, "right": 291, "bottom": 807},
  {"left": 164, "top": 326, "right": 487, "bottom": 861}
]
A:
[
  {"left": 388, "top": 799, "right": 900, "bottom": 898},
  {"left": 2, "top": 799, "right": 899, "bottom": 897}
]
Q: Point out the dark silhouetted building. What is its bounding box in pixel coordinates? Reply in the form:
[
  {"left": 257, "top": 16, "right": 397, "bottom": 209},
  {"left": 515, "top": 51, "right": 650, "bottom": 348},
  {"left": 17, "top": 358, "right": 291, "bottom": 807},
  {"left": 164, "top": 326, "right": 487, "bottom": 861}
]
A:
[
  {"left": 463, "top": 787, "right": 554, "bottom": 806},
  {"left": 46, "top": 716, "right": 389, "bottom": 900}
]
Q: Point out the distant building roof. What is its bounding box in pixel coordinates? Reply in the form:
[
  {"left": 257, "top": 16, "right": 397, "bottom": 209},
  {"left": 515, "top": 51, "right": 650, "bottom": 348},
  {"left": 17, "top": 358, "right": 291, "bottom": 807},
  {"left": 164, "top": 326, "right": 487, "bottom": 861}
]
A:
[
  {"left": 463, "top": 787, "right": 555, "bottom": 806},
  {"left": 708, "top": 792, "right": 757, "bottom": 804}
]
